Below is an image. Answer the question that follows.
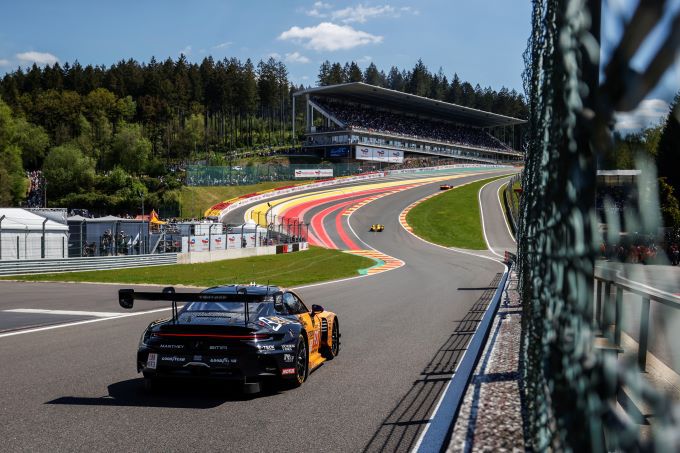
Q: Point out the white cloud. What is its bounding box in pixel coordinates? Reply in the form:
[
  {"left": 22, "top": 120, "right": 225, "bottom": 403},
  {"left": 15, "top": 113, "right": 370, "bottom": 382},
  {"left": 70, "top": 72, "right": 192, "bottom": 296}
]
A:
[
  {"left": 285, "top": 51, "right": 311, "bottom": 64},
  {"left": 305, "top": 3, "right": 418, "bottom": 23},
  {"left": 331, "top": 5, "right": 395, "bottom": 23},
  {"left": 279, "top": 22, "right": 383, "bottom": 51},
  {"left": 0, "top": 59, "right": 11, "bottom": 67},
  {"left": 306, "top": 1, "right": 332, "bottom": 18},
  {"left": 356, "top": 55, "right": 372, "bottom": 63},
  {"left": 179, "top": 45, "right": 192, "bottom": 56},
  {"left": 614, "top": 98, "right": 670, "bottom": 131},
  {"left": 267, "top": 52, "right": 282, "bottom": 60},
  {"left": 15, "top": 51, "right": 58, "bottom": 66},
  {"left": 213, "top": 41, "right": 233, "bottom": 49}
]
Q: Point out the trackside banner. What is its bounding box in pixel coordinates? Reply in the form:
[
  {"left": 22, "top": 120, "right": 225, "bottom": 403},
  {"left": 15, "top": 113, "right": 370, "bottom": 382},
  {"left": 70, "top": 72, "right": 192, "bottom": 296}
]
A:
[
  {"left": 356, "top": 147, "right": 404, "bottom": 163},
  {"left": 294, "top": 169, "right": 334, "bottom": 178},
  {"left": 385, "top": 164, "right": 512, "bottom": 176}
]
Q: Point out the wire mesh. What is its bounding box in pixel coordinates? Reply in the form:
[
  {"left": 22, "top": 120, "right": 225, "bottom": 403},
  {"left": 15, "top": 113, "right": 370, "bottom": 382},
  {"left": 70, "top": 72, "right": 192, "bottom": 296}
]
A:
[{"left": 519, "top": 0, "right": 680, "bottom": 450}]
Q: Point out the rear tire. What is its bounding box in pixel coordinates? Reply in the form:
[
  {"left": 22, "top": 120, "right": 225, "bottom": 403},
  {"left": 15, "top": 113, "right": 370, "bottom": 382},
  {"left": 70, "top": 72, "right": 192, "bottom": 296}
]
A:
[
  {"left": 283, "top": 334, "right": 308, "bottom": 389},
  {"left": 143, "top": 377, "right": 156, "bottom": 392},
  {"left": 322, "top": 321, "right": 340, "bottom": 360}
]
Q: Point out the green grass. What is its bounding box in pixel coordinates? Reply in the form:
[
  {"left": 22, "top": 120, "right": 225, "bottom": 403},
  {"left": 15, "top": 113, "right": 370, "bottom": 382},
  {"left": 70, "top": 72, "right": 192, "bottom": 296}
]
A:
[
  {"left": 406, "top": 175, "right": 509, "bottom": 250},
  {"left": 180, "top": 181, "right": 301, "bottom": 219},
  {"left": 4, "top": 247, "right": 375, "bottom": 288},
  {"left": 511, "top": 179, "right": 521, "bottom": 213}
]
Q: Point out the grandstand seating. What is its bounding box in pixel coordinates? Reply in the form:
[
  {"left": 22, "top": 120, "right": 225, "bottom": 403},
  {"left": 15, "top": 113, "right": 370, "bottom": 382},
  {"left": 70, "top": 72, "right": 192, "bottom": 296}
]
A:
[{"left": 314, "top": 98, "right": 511, "bottom": 152}]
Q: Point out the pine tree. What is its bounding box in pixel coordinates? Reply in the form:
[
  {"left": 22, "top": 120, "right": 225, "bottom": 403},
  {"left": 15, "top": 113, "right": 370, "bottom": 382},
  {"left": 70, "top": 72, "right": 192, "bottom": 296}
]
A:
[{"left": 657, "top": 92, "right": 680, "bottom": 195}]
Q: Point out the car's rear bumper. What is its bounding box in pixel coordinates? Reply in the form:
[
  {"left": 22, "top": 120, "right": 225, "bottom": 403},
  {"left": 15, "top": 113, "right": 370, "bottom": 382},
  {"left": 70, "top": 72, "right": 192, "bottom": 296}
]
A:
[{"left": 137, "top": 348, "right": 297, "bottom": 381}]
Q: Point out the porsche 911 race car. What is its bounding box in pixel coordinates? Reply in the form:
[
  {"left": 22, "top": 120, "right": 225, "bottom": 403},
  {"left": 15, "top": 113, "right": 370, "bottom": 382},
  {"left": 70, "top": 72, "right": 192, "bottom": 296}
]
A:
[
  {"left": 118, "top": 284, "right": 340, "bottom": 393},
  {"left": 440, "top": 184, "right": 452, "bottom": 190},
  {"left": 370, "top": 224, "right": 384, "bottom": 232}
]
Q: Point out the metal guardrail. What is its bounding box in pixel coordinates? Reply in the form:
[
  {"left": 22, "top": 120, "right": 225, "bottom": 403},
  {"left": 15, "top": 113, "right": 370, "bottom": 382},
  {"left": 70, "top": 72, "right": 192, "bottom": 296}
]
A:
[
  {"left": 415, "top": 262, "right": 511, "bottom": 453},
  {"left": 594, "top": 265, "right": 680, "bottom": 371},
  {"left": 0, "top": 254, "right": 178, "bottom": 276}
]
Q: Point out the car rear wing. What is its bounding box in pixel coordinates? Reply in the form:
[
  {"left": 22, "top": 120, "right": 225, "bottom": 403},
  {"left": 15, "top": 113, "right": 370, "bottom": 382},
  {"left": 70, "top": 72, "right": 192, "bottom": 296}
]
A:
[{"left": 118, "top": 287, "right": 268, "bottom": 325}]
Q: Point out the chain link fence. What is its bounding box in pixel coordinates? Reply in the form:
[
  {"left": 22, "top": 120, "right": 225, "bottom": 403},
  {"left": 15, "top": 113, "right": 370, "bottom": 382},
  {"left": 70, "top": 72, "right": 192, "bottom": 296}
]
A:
[
  {"left": 186, "top": 163, "right": 369, "bottom": 186},
  {"left": 519, "top": 0, "right": 680, "bottom": 450}
]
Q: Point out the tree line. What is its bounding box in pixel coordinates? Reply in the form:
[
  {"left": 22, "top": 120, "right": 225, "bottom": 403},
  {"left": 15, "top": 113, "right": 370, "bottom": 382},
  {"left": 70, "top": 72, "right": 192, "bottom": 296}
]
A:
[
  {"left": 601, "top": 92, "right": 680, "bottom": 229},
  {"left": 0, "top": 55, "right": 528, "bottom": 214},
  {"left": 317, "top": 59, "right": 528, "bottom": 120}
]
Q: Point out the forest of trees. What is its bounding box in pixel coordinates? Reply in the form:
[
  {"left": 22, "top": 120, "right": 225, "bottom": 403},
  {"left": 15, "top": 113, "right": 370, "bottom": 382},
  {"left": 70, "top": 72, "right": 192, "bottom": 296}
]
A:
[
  {"left": 317, "top": 59, "right": 528, "bottom": 120},
  {"left": 0, "top": 56, "right": 530, "bottom": 214},
  {"left": 601, "top": 92, "right": 680, "bottom": 228}
]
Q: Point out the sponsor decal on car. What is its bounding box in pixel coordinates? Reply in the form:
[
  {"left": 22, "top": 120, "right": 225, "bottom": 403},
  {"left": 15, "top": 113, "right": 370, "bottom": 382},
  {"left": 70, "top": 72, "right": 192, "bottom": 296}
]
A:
[
  {"left": 281, "top": 368, "right": 296, "bottom": 375},
  {"left": 147, "top": 353, "right": 158, "bottom": 369},
  {"left": 159, "top": 344, "right": 184, "bottom": 349},
  {"left": 160, "top": 356, "right": 186, "bottom": 363},
  {"left": 310, "top": 330, "right": 321, "bottom": 350},
  {"left": 258, "top": 316, "right": 295, "bottom": 332},
  {"left": 209, "top": 345, "right": 228, "bottom": 350},
  {"left": 283, "top": 354, "right": 295, "bottom": 362},
  {"left": 209, "top": 357, "right": 236, "bottom": 365},
  {"left": 257, "top": 344, "right": 275, "bottom": 351},
  {"left": 281, "top": 344, "right": 295, "bottom": 351}
]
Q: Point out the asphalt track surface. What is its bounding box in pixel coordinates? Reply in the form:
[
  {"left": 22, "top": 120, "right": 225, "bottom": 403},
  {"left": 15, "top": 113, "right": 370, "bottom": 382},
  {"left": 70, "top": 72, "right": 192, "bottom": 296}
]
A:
[{"left": 0, "top": 169, "right": 518, "bottom": 452}]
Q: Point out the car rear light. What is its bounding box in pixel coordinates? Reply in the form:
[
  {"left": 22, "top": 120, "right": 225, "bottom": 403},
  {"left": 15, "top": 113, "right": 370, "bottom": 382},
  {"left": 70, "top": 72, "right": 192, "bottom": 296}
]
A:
[{"left": 153, "top": 333, "right": 271, "bottom": 340}]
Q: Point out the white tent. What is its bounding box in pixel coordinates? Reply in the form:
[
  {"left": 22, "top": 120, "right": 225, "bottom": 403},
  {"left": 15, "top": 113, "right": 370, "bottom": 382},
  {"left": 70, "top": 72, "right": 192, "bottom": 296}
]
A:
[{"left": 0, "top": 208, "right": 68, "bottom": 260}]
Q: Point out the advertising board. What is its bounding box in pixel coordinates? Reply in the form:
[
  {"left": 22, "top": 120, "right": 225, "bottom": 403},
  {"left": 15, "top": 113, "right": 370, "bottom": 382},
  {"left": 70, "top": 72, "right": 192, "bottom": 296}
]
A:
[{"left": 355, "top": 147, "right": 404, "bottom": 163}]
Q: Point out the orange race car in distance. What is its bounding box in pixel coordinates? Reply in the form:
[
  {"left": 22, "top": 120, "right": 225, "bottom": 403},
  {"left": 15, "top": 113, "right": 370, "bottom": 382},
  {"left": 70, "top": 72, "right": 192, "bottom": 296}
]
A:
[{"left": 118, "top": 284, "right": 340, "bottom": 393}]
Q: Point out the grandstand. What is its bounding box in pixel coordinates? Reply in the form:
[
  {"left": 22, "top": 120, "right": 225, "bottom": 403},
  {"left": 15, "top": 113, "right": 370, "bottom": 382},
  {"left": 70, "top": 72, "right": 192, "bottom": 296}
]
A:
[{"left": 292, "top": 82, "right": 525, "bottom": 165}]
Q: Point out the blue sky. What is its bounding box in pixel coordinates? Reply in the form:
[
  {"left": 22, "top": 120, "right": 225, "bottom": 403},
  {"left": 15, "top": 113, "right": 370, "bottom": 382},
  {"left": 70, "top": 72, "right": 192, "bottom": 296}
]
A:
[{"left": 0, "top": 0, "right": 678, "bottom": 129}]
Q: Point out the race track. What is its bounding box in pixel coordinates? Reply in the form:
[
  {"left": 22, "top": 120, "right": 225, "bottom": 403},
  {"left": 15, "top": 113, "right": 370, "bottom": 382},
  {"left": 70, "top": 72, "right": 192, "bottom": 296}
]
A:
[{"left": 0, "top": 169, "right": 518, "bottom": 452}]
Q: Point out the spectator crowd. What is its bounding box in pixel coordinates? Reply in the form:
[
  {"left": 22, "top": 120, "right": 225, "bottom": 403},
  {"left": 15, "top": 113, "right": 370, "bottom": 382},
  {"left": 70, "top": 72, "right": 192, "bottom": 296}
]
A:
[
  {"left": 25, "top": 171, "right": 45, "bottom": 208},
  {"left": 314, "top": 99, "right": 512, "bottom": 152}
]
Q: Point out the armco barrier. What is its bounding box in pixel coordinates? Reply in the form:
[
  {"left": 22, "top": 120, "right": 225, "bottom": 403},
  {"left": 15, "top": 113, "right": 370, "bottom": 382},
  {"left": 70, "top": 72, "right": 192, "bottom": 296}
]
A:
[
  {"left": 414, "top": 264, "right": 511, "bottom": 453},
  {"left": 0, "top": 254, "right": 178, "bottom": 276}
]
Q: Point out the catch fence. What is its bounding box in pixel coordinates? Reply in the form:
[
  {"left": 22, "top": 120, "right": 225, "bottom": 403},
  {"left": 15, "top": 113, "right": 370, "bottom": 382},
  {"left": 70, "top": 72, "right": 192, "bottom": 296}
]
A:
[{"left": 519, "top": 0, "right": 680, "bottom": 451}]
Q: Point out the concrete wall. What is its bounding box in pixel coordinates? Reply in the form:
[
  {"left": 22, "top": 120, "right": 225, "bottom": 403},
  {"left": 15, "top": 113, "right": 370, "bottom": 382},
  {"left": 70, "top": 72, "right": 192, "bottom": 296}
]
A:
[{"left": 177, "top": 242, "right": 308, "bottom": 264}]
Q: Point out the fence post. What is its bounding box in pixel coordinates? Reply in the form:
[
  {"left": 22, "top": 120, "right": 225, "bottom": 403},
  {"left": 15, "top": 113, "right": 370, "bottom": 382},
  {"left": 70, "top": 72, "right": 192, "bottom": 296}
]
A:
[
  {"left": 17, "top": 235, "right": 20, "bottom": 259},
  {"left": 638, "top": 297, "right": 651, "bottom": 371},
  {"left": 208, "top": 224, "right": 212, "bottom": 251},
  {"left": 41, "top": 218, "right": 47, "bottom": 258},
  {"left": 603, "top": 282, "right": 612, "bottom": 331},
  {"left": 80, "top": 220, "right": 84, "bottom": 257},
  {"left": 62, "top": 237, "right": 65, "bottom": 258},
  {"left": 0, "top": 215, "right": 4, "bottom": 260},
  {"left": 614, "top": 286, "right": 623, "bottom": 347},
  {"left": 595, "top": 279, "right": 602, "bottom": 327}
]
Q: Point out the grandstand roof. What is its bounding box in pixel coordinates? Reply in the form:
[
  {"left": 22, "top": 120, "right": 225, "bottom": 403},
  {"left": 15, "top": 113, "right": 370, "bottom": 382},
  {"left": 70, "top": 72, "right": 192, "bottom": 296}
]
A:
[{"left": 294, "top": 82, "right": 525, "bottom": 128}]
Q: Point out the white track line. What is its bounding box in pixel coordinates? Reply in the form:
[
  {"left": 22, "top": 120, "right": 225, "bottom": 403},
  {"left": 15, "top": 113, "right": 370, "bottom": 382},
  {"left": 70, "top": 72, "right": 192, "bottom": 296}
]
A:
[
  {"left": 4, "top": 309, "right": 122, "bottom": 318},
  {"left": 496, "top": 178, "right": 517, "bottom": 241},
  {"left": 0, "top": 307, "right": 173, "bottom": 339}
]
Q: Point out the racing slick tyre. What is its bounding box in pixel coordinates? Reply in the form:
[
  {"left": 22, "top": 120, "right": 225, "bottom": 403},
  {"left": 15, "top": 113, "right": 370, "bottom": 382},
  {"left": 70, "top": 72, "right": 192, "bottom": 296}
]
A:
[
  {"left": 283, "top": 334, "right": 308, "bottom": 389},
  {"left": 322, "top": 321, "right": 340, "bottom": 360},
  {"left": 143, "top": 377, "right": 156, "bottom": 392}
]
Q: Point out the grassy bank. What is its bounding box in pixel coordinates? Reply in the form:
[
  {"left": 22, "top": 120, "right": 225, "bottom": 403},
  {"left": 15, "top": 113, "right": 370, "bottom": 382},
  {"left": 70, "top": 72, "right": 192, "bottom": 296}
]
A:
[
  {"left": 406, "top": 175, "right": 508, "bottom": 249},
  {"left": 180, "top": 181, "right": 300, "bottom": 219},
  {"left": 4, "top": 247, "right": 374, "bottom": 288}
]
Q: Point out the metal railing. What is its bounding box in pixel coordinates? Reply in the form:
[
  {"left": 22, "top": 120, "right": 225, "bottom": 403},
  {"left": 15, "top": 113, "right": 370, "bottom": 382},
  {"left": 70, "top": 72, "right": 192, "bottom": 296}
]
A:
[
  {"left": 0, "top": 253, "right": 178, "bottom": 276},
  {"left": 594, "top": 266, "right": 680, "bottom": 372}
]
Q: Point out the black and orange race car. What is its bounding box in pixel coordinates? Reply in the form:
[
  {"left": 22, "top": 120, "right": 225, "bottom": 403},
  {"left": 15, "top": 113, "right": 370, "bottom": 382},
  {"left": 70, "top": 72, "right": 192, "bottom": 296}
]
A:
[
  {"left": 440, "top": 184, "right": 453, "bottom": 190},
  {"left": 118, "top": 284, "right": 340, "bottom": 393},
  {"left": 370, "top": 224, "right": 385, "bottom": 232}
]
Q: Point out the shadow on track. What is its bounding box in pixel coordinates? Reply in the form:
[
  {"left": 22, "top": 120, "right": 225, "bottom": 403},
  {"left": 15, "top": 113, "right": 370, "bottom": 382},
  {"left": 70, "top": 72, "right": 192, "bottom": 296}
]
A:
[
  {"left": 45, "top": 378, "right": 282, "bottom": 409},
  {"left": 362, "top": 274, "right": 502, "bottom": 453}
]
